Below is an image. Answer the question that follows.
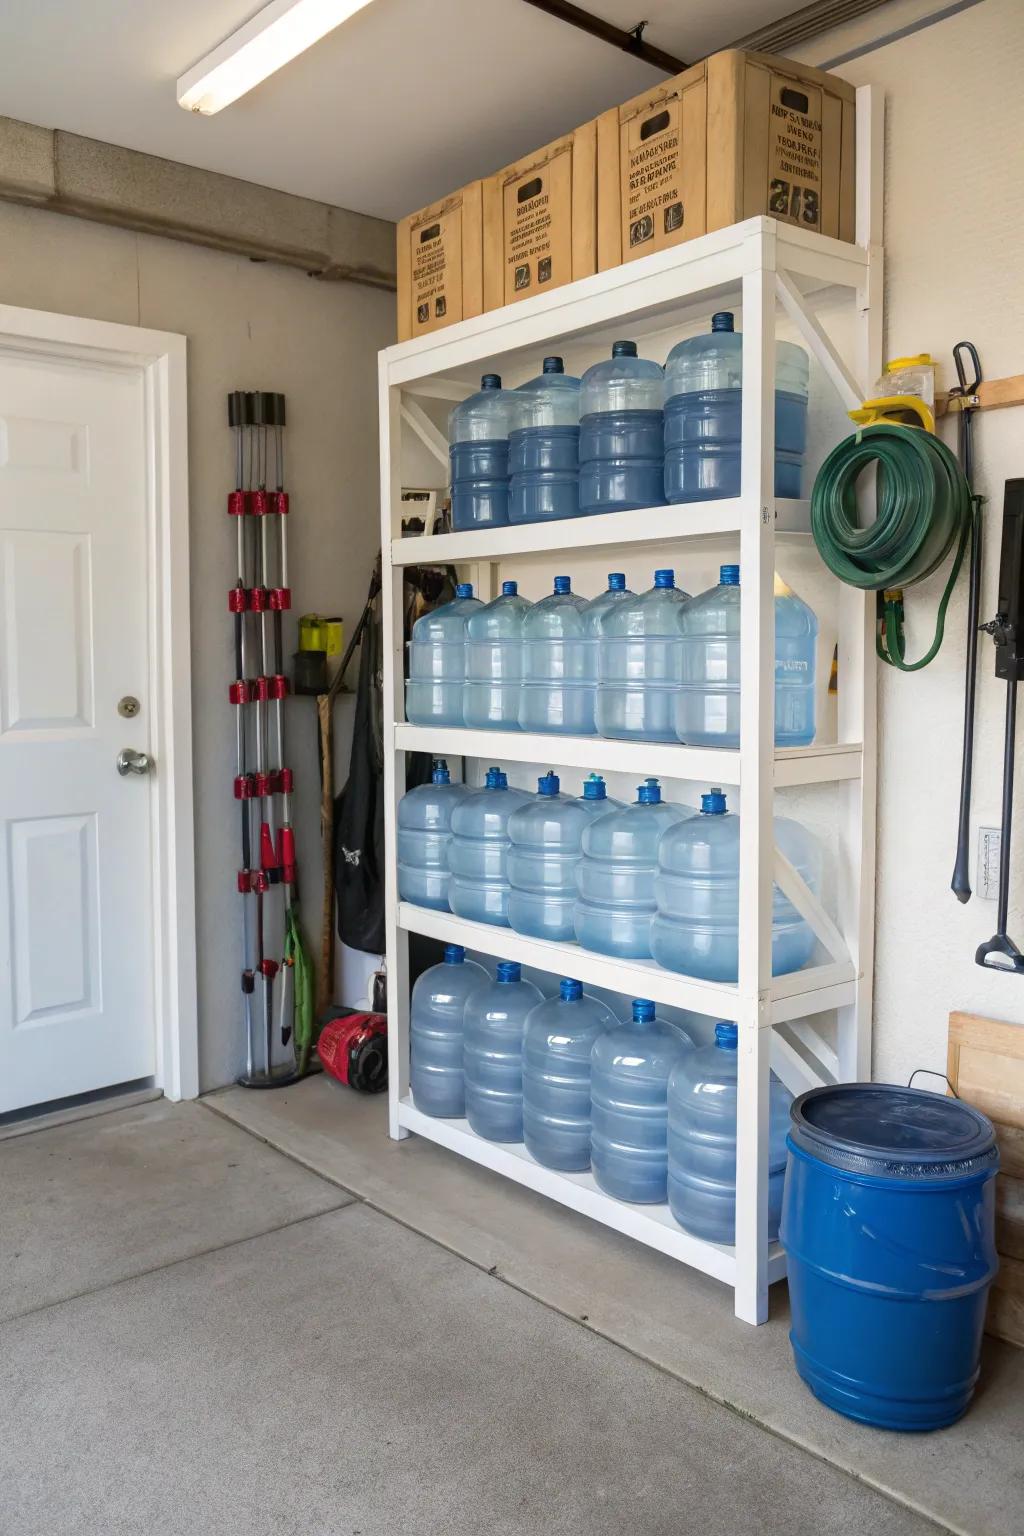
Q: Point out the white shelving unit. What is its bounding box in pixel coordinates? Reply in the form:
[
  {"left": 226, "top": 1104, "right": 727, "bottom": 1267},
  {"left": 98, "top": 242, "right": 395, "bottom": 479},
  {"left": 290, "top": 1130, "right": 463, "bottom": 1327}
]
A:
[{"left": 379, "top": 87, "right": 882, "bottom": 1325}]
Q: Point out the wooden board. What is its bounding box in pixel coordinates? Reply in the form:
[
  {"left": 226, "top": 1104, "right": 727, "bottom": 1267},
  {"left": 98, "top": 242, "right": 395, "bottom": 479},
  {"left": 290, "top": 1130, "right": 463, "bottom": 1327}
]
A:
[{"left": 948, "top": 1010, "right": 1024, "bottom": 1347}]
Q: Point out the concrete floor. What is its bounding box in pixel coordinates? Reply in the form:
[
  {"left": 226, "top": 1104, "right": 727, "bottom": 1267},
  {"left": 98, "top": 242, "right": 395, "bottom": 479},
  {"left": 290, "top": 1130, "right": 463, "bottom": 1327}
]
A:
[{"left": 0, "top": 1094, "right": 1015, "bottom": 1535}]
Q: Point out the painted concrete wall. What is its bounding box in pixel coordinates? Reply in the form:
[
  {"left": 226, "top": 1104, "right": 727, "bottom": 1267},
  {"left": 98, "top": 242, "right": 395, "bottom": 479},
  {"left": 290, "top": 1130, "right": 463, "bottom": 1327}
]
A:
[{"left": 0, "top": 202, "right": 394, "bottom": 1090}]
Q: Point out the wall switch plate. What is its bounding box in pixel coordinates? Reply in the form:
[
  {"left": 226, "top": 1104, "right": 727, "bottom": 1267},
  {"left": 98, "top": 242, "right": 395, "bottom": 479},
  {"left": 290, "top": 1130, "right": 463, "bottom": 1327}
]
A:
[{"left": 978, "top": 826, "right": 1002, "bottom": 901}]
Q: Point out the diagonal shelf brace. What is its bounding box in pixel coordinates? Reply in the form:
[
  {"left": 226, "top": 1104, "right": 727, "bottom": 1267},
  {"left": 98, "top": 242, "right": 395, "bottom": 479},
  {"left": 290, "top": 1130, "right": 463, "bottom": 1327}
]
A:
[
  {"left": 774, "top": 846, "right": 850, "bottom": 966},
  {"left": 775, "top": 269, "right": 865, "bottom": 411},
  {"left": 401, "top": 397, "right": 449, "bottom": 468}
]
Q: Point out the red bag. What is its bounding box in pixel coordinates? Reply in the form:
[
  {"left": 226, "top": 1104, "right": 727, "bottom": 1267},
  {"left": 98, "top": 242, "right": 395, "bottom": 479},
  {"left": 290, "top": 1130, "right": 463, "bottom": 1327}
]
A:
[{"left": 317, "top": 1012, "right": 387, "bottom": 1093}]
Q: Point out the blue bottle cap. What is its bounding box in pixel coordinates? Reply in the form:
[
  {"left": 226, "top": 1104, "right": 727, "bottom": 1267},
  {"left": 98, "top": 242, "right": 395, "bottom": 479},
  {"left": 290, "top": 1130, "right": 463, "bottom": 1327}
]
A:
[
  {"left": 632, "top": 999, "right": 656, "bottom": 1024},
  {"left": 701, "top": 787, "right": 727, "bottom": 815},
  {"left": 582, "top": 774, "right": 607, "bottom": 800},
  {"left": 612, "top": 340, "right": 638, "bottom": 358},
  {"left": 538, "top": 771, "right": 560, "bottom": 796},
  {"left": 542, "top": 356, "right": 564, "bottom": 374},
  {"left": 496, "top": 960, "right": 521, "bottom": 983},
  {"left": 501, "top": 579, "right": 518, "bottom": 596},
  {"left": 711, "top": 312, "right": 735, "bottom": 333},
  {"left": 444, "top": 944, "right": 466, "bottom": 964},
  {"left": 715, "top": 1021, "right": 739, "bottom": 1048},
  {"left": 481, "top": 373, "right": 502, "bottom": 389},
  {"left": 560, "top": 978, "right": 583, "bottom": 1002},
  {"left": 455, "top": 582, "right": 473, "bottom": 599},
  {"left": 637, "top": 780, "right": 662, "bottom": 804},
  {"left": 484, "top": 766, "right": 508, "bottom": 790},
  {"left": 654, "top": 569, "right": 674, "bottom": 589},
  {"left": 553, "top": 575, "right": 571, "bottom": 594},
  {"left": 607, "top": 573, "right": 626, "bottom": 591},
  {"left": 720, "top": 564, "right": 740, "bottom": 586},
  {"left": 431, "top": 766, "right": 451, "bottom": 785}
]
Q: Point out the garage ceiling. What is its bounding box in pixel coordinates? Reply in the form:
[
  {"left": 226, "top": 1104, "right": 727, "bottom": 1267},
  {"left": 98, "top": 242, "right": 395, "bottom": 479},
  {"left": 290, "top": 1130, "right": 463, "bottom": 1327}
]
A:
[{"left": 1, "top": 0, "right": 816, "bottom": 219}]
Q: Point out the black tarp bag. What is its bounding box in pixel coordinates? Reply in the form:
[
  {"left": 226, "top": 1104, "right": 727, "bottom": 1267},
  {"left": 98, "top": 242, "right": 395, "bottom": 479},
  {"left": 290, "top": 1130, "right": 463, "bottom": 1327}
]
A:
[{"left": 334, "top": 588, "right": 386, "bottom": 953}]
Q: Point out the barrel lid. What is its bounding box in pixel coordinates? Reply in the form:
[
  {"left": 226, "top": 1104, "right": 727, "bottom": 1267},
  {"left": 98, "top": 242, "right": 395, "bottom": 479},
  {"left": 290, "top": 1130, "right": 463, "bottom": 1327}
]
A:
[
  {"left": 537, "top": 771, "right": 560, "bottom": 796},
  {"left": 711, "top": 311, "right": 735, "bottom": 333},
  {"left": 431, "top": 765, "right": 451, "bottom": 785},
  {"left": 701, "top": 787, "right": 727, "bottom": 815},
  {"left": 542, "top": 356, "right": 564, "bottom": 374},
  {"left": 637, "top": 779, "right": 661, "bottom": 804},
  {"left": 484, "top": 766, "right": 507, "bottom": 790},
  {"left": 789, "top": 1084, "right": 998, "bottom": 1179},
  {"left": 455, "top": 582, "right": 473, "bottom": 598},
  {"left": 582, "top": 774, "right": 607, "bottom": 800},
  {"left": 496, "top": 961, "right": 521, "bottom": 983},
  {"left": 501, "top": 579, "right": 518, "bottom": 596},
  {"left": 607, "top": 572, "right": 626, "bottom": 591},
  {"left": 632, "top": 999, "right": 655, "bottom": 1023},
  {"left": 553, "top": 575, "right": 571, "bottom": 594},
  {"left": 443, "top": 944, "right": 465, "bottom": 963},
  {"left": 720, "top": 564, "right": 740, "bottom": 586},
  {"left": 560, "top": 978, "right": 583, "bottom": 1001},
  {"left": 481, "top": 373, "right": 502, "bottom": 389},
  {"left": 612, "top": 340, "right": 638, "bottom": 358},
  {"left": 654, "top": 568, "right": 674, "bottom": 589}
]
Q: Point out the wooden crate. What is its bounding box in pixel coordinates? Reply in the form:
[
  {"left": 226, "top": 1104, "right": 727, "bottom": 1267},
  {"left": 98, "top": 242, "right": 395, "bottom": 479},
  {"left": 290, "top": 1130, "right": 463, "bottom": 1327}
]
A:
[
  {"left": 948, "top": 1010, "right": 1024, "bottom": 1347},
  {"left": 395, "top": 181, "right": 484, "bottom": 343},
  {"left": 607, "top": 48, "right": 856, "bottom": 266}
]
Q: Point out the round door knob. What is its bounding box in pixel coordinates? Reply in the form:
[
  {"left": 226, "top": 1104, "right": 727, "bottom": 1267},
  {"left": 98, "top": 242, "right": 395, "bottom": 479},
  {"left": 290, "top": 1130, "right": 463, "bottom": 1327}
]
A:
[{"left": 117, "top": 748, "right": 152, "bottom": 776}]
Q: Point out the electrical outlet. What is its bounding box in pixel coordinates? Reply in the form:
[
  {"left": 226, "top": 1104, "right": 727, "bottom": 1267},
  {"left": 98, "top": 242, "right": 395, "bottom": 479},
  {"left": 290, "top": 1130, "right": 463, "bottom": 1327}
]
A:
[{"left": 978, "top": 827, "right": 1002, "bottom": 901}]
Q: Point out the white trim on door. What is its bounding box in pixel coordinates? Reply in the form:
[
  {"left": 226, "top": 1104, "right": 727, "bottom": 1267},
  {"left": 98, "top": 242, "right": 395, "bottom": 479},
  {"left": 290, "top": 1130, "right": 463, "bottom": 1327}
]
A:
[{"left": 0, "top": 304, "right": 197, "bottom": 1101}]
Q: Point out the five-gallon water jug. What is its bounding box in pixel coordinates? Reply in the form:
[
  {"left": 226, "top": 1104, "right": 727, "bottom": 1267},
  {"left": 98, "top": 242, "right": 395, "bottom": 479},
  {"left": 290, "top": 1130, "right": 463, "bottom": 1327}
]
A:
[
  {"left": 592, "top": 999, "right": 694, "bottom": 1204},
  {"left": 575, "top": 779, "right": 692, "bottom": 959},
  {"left": 448, "top": 374, "right": 516, "bottom": 530},
  {"left": 675, "top": 567, "right": 818, "bottom": 748},
  {"left": 509, "top": 357, "right": 582, "bottom": 525},
  {"left": 664, "top": 313, "right": 809, "bottom": 503},
  {"left": 410, "top": 944, "right": 490, "bottom": 1118},
  {"left": 448, "top": 766, "right": 531, "bottom": 926},
  {"left": 464, "top": 580, "right": 531, "bottom": 731},
  {"left": 507, "top": 772, "right": 620, "bottom": 942},
  {"left": 596, "top": 568, "right": 691, "bottom": 742},
  {"left": 579, "top": 342, "right": 666, "bottom": 516},
  {"left": 519, "top": 575, "right": 594, "bottom": 735},
  {"left": 667, "top": 1020, "right": 792, "bottom": 1242},
  {"left": 463, "top": 961, "right": 544, "bottom": 1143},
  {"left": 406, "top": 582, "right": 481, "bottom": 726},
  {"left": 782, "top": 1084, "right": 999, "bottom": 1431},
  {"left": 651, "top": 788, "right": 821, "bottom": 981},
  {"left": 580, "top": 572, "right": 634, "bottom": 691},
  {"left": 522, "top": 978, "right": 617, "bottom": 1171},
  {"left": 397, "top": 760, "right": 469, "bottom": 910}
]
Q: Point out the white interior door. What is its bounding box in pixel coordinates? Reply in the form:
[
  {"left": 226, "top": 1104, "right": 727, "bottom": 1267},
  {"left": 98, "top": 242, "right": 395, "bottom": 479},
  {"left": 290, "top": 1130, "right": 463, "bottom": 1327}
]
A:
[{"left": 0, "top": 349, "right": 155, "bottom": 1114}]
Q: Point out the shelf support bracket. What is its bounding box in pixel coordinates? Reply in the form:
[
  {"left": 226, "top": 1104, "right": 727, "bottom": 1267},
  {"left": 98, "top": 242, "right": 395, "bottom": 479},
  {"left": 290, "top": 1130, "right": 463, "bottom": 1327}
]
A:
[
  {"left": 400, "top": 397, "right": 449, "bottom": 469},
  {"left": 775, "top": 270, "right": 865, "bottom": 410}
]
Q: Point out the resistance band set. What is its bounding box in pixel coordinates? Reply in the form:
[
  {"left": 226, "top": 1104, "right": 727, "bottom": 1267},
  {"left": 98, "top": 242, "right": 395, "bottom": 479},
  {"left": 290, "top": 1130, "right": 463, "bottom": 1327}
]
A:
[{"left": 227, "top": 390, "right": 312, "bottom": 1086}]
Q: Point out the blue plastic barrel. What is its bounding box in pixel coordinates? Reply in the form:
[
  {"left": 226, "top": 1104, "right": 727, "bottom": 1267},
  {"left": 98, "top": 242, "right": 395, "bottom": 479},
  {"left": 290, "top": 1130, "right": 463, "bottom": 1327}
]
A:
[{"left": 781, "top": 1084, "right": 999, "bottom": 1432}]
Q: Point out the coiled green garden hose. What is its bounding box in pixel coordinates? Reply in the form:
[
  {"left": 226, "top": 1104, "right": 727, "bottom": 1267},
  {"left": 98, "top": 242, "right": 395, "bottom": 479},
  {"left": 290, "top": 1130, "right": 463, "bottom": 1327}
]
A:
[{"left": 810, "top": 422, "right": 974, "bottom": 670}]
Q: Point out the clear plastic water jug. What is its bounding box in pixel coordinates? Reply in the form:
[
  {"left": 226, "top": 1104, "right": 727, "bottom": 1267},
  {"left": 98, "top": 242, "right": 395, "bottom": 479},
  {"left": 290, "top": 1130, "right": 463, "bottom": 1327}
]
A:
[
  {"left": 509, "top": 357, "right": 582, "bottom": 525},
  {"left": 667, "top": 1020, "right": 792, "bottom": 1242},
  {"left": 448, "top": 766, "right": 531, "bottom": 926},
  {"left": 574, "top": 779, "right": 692, "bottom": 959},
  {"left": 464, "top": 580, "right": 531, "bottom": 731},
  {"left": 397, "top": 760, "right": 469, "bottom": 910},
  {"left": 591, "top": 999, "right": 695, "bottom": 1204},
  {"left": 448, "top": 373, "right": 516, "bottom": 531},
  {"left": 406, "top": 582, "right": 481, "bottom": 727},
  {"left": 651, "top": 788, "right": 821, "bottom": 981},
  {"left": 596, "top": 568, "right": 691, "bottom": 742},
  {"left": 519, "top": 575, "right": 594, "bottom": 735},
  {"left": 664, "top": 313, "right": 809, "bottom": 502},
  {"left": 522, "top": 978, "right": 617, "bottom": 1171},
  {"left": 410, "top": 944, "right": 490, "bottom": 1118},
  {"left": 581, "top": 572, "right": 634, "bottom": 692},
  {"left": 463, "top": 960, "right": 544, "bottom": 1143},
  {"left": 507, "top": 772, "right": 622, "bottom": 942},
  {"left": 579, "top": 341, "right": 666, "bottom": 516},
  {"left": 675, "top": 567, "right": 818, "bottom": 748}
]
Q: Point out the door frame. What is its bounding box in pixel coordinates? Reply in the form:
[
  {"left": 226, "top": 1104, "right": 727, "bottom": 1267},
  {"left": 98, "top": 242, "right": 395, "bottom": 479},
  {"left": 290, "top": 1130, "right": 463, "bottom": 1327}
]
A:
[{"left": 0, "top": 303, "right": 198, "bottom": 1101}]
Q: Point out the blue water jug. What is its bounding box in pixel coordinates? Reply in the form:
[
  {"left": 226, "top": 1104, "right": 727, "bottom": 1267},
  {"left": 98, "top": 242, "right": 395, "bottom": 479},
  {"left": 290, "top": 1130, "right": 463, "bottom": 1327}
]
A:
[
  {"left": 575, "top": 779, "right": 692, "bottom": 959},
  {"left": 509, "top": 357, "right": 582, "bottom": 525},
  {"left": 579, "top": 341, "right": 666, "bottom": 516},
  {"left": 397, "top": 760, "right": 469, "bottom": 910},
  {"left": 448, "top": 766, "right": 531, "bottom": 926},
  {"left": 519, "top": 575, "right": 594, "bottom": 735},
  {"left": 651, "top": 788, "right": 821, "bottom": 981},
  {"left": 507, "top": 772, "right": 622, "bottom": 942},
  {"left": 675, "top": 566, "right": 818, "bottom": 748},
  {"left": 664, "top": 312, "right": 809, "bottom": 502},
  {"left": 464, "top": 580, "right": 531, "bottom": 731},
  {"left": 406, "top": 582, "right": 481, "bottom": 726},
  {"left": 522, "top": 978, "right": 617, "bottom": 1171},
  {"left": 592, "top": 999, "right": 694, "bottom": 1204},
  {"left": 448, "top": 374, "right": 516, "bottom": 530},
  {"left": 596, "top": 568, "right": 691, "bottom": 742},
  {"left": 410, "top": 944, "right": 490, "bottom": 1118},
  {"left": 463, "top": 960, "right": 544, "bottom": 1143},
  {"left": 667, "top": 1020, "right": 792, "bottom": 1241},
  {"left": 782, "top": 1084, "right": 999, "bottom": 1431}
]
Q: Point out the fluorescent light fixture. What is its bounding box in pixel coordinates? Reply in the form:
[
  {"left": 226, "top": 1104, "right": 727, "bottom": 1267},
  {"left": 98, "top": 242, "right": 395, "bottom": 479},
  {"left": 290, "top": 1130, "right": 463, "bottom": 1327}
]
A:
[{"left": 177, "top": 0, "right": 376, "bottom": 115}]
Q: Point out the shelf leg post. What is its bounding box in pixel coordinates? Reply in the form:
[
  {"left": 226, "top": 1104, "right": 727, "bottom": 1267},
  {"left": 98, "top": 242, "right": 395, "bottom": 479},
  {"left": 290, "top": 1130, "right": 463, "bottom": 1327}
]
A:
[{"left": 735, "top": 235, "right": 777, "bottom": 1325}]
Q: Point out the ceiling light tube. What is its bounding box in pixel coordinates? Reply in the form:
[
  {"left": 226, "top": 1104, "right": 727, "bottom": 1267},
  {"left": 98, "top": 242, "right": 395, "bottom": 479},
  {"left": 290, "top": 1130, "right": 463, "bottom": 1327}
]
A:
[{"left": 177, "top": 0, "right": 376, "bottom": 115}]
